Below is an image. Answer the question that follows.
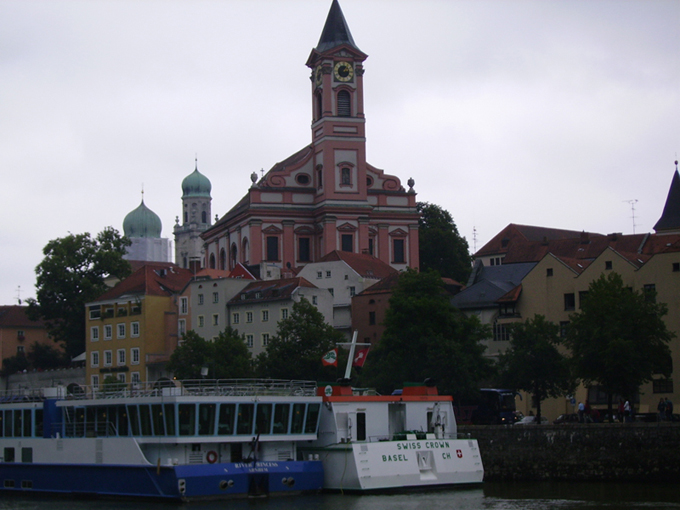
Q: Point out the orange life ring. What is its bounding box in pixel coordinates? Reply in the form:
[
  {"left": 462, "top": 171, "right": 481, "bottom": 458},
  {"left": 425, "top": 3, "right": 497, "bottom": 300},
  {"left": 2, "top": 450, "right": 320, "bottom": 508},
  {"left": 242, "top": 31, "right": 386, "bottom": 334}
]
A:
[{"left": 206, "top": 451, "right": 218, "bottom": 464}]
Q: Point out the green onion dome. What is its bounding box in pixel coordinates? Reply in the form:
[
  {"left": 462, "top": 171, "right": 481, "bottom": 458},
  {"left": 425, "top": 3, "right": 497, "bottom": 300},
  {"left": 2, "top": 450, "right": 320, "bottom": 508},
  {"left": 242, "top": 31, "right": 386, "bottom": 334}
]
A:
[
  {"left": 123, "top": 199, "right": 162, "bottom": 238},
  {"left": 181, "top": 167, "right": 212, "bottom": 198}
]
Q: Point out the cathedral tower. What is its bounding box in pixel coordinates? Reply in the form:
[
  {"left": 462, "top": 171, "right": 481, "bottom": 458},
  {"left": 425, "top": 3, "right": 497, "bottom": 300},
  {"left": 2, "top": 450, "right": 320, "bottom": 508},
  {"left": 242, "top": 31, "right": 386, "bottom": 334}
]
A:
[{"left": 174, "top": 160, "right": 212, "bottom": 269}]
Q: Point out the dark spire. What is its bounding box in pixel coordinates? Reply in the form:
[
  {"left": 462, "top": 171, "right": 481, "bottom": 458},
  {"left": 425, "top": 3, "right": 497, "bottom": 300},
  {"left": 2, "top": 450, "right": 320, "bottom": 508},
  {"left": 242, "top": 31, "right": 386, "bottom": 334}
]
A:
[
  {"left": 653, "top": 161, "right": 680, "bottom": 233},
  {"left": 316, "top": 0, "right": 361, "bottom": 53}
]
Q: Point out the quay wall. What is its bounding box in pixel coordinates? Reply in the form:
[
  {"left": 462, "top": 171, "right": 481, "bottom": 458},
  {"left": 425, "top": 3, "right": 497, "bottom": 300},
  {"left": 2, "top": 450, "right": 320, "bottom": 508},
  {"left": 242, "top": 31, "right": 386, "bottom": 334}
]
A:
[{"left": 459, "top": 423, "right": 680, "bottom": 482}]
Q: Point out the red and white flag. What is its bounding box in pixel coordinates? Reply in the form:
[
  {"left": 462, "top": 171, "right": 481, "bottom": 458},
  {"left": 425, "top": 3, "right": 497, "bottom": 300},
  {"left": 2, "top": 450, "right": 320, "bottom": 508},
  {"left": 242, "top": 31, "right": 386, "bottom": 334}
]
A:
[
  {"left": 322, "top": 348, "right": 338, "bottom": 366},
  {"left": 352, "top": 347, "right": 370, "bottom": 367}
]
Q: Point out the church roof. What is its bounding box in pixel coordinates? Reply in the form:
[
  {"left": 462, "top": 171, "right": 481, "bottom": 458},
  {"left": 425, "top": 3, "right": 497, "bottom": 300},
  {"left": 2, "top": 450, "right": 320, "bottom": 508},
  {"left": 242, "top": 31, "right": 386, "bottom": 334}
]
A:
[
  {"left": 182, "top": 164, "right": 212, "bottom": 198},
  {"left": 123, "top": 199, "right": 162, "bottom": 239},
  {"left": 654, "top": 167, "right": 680, "bottom": 233},
  {"left": 315, "top": 0, "right": 361, "bottom": 53}
]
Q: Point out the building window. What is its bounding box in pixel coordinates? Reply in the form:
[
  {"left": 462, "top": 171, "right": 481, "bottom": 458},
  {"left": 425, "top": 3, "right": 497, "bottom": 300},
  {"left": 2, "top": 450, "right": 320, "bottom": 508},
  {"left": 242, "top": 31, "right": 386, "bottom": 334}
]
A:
[
  {"left": 546, "top": 268, "right": 553, "bottom": 277},
  {"left": 312, "top": 296, "right": 318, "bottom": 305},
  {"left": 91, "top": 326, "right": 99, "bottom": 342},
  {"left": 17, "top": 345, "right": 24, "bottom": 354},
  {"left": 674, "top": 262, "right": 680, "bottom": 272},
  {"left": 281, "top": 308, "right": 288, "bottom": 320},
  {"left": 564, "top": 293, "right": 576, "bottom": 311},
  {"left": 493, "top": 322, "right": 511, "bottom": 342},
  {"left": 341, "top": 167, "right": 351, "bottom": 185},
  {"left": 246, "top": 311, "right": 253, "bottom": 323},
  {"left": 316, "top": 271, "right": 323, "bottom": 279},
  {"left": 644, "top": 284, "right": 657, "bottom": 303},
  {"left": 341, "top": 234, "right": 353, "bottom": 252},
  {"left": 131, "top": 372, "right": 141, "bottom": 385},
  {"left": 262, "top": 333, "right": 270, "bottom": 347},
  {"left": 198, "top": 315, "right": 205, "bottom": 328},
  {"left": 212, "top": 314, "right": 219, "bottom": 326},
  {"left": 117, "top": 349, "right": 126, "bottom": 366},
  {"left": 653, "top": 379, "right": 674, "bottom": 394},
  {"left": 104, "top": 350, "right": 112, "bottom": 367},
  {"left": 232, "top": 313, "right": 240, "bottom": 324},
  {"left": 92, "top": 375, "right": 99, "bottom": 388},
  {"left": 337, "top": 90, "right": 351, "bottom": 116},
  {"left": 213, "top": 292, "right": 219, "bottom": 304},
  {"left": 178, "top": 319, "right": 186, "bottom": 336},
  {"left": 299, "top": 238, "right": 311, "bottom": 262},
  {"left": 117, "top": 323, "right": 125, "bottom": 339},
  {"left": 393, "top": 239, "right": 405, "bottom": 264},
  {"left": 89, "top": 306, "right": 101, "bottom": 320},
  {"left": 369, "top": 311, "right": 376, "bottom": 325},
  {"left": 104, "top": 325, "right": 112, "bottom": 340},
  {"left": 180, "top": 297, "right": 188, "bottom": 314},
  {"left": 246, "top": 335, "right": 254, "bottom": 348},
  {"left": 262, "top": 310, "right": 269, "bottom": 322},
  {"left": 559, "top": 321, "right": 570, "bottom": 338},
  {"left": 131, "top": 348, "right": 140, "bottom": 365},
  {"left": 326, "top": 271, "right": 332, "bottom": 278},
  {"left": 117, "top": 373, "right": 126, "bottom": 384},
  {"left": 131, "top": 322, "right": 140, "bottom": 337},
  {"left": 349, "top": 287, "right": 356, "bottom": 297},
  {"left": 266, "top": 236, "right": 279, "bottom": 261},
  {"left": 605, "top": 260, "right": 613, "bottom": 270},
  {"left": 91, "top": 351, "right": 99, "bottom": 367},
  {"left": 198, "top": 294, "right": 204, "bottom": 305}
]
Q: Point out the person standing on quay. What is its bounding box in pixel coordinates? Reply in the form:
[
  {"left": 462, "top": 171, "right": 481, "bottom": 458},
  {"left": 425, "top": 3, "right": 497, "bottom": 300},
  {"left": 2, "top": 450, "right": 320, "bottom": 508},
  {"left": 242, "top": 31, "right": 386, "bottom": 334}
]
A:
[
  {"left": 665, "top": 398, "right": 673, "bottom": 422},
  {"left": 658, "top": 398, "right": 666, "bottom": 421},
  {"left": 577, "top": 401, "right": 585, "bottom": 423}
]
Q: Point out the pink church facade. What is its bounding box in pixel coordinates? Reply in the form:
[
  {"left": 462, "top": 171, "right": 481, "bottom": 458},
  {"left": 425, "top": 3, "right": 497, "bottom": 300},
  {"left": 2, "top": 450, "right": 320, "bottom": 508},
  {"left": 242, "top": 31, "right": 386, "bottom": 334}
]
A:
[{"left": 201, "top": 1, "right": 419, "bottom": 275}]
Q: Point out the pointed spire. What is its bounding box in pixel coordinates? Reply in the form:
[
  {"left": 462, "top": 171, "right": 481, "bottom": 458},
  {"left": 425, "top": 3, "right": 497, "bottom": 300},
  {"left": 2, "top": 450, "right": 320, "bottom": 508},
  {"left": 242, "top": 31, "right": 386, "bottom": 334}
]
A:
[
  {"left": 316, "top": 0, "right": 361, "bottom": 53},
  {"left": 653, "top": 161, "right": 680, "bottom": 233}
]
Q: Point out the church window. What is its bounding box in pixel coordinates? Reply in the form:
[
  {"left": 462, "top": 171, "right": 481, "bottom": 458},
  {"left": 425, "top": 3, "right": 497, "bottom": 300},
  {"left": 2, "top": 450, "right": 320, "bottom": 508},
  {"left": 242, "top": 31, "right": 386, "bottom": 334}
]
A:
[
  {"left": 202, "top": 211, "right": 207, "bottom": 223},
  {"left": 368, "top": 238, "right": 374, "bottom": 256},
  {"left": 209, "top": 253, "right": 216, "bottom": 269},
  {"left": 230, "top": 244, "right": 238, "bottom": 269},
  {"left": 337, "top": 90, "right": 351, "bottom": 116},
  {"left": 341, "top": 234, "right": 353, "bottom": 253},
  {"left": 393, "top": 239, "right": 405, "bottom": 264},
  {"left": 299, "top": 237, "right": 311, "bottom": 262},
  {"left": 296, "top": 174, "right": 310, "bottom": 185},
  {"left": 220, "top": 249, "right": 227, "bottom": 270},
  {"left": 184, "top": 212, "right": 188, "bottom": 223},
  {"left": 341, "top": 167, "right": 351, "bottom": 185},
  {"left": 316, "top": 92, "right": 323, "bottom": 120},
  {"left": 266, "top": 236, "right": 279, "bottom": 261},
  {"left": 317, "top": 167, "right": 323, "bottom": 189}
]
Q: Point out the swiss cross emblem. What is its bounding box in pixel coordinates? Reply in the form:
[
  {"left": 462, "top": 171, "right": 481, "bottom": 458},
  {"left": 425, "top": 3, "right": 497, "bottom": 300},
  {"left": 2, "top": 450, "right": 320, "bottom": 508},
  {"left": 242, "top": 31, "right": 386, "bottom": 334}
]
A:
[{"left": 456, "top": 449, "right": 463, "bottom": 458}]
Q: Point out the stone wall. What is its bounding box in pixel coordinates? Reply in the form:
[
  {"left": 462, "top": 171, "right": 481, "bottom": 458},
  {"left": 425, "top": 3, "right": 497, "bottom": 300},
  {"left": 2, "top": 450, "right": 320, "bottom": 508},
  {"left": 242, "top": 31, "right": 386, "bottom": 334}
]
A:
[{"left": 459, "top": 423, "right": 680, "bottom": 482}]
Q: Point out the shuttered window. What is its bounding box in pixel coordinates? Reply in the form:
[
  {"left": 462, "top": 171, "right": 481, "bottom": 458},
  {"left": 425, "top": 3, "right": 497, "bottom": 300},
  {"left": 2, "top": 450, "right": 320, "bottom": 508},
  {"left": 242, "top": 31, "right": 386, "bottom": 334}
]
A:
[{"left": 337, "top": 90, "right": 351, "bottom": 116}]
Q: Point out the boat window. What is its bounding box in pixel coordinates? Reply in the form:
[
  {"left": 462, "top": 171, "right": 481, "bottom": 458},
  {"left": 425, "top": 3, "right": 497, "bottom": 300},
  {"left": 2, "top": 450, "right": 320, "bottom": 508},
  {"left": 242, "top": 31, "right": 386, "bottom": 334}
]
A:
[
  {"left": 199, "top": 404, "right": 216, "bottom": 436},
  {"left": 356, "top": 412, "right": 366, "bottom": 441},
  {"left": 179, "top": 404, "right": 196, "bottom": 436},
  {"left": 21, "top": 447, "right": 32, "bottom": 463},
  {"left": 139, "top": 405, "right": 153, "bottom": 436},
  {"left": 236, "top": 403, "right": 254, "bottom": 435},
  {"left": 96, "top": 407, "right": 108, "bottom": 436},
  {"left": 152, "top": 404, "right": 165, "bottom": 436},
  {"left": 3, "top": 411, "right": 12, "bottom": 437},
  {"left": 127, "top": 405, "right": 140, "bottom": 436},
  {"left": 4, "top": 447, "right": 14, "bottom": 462},
  {"left": 273, "top": 404, "right": 290, "bottom": 434},
  {"left": 218, "top": 404, "right": 235, "bottom": 435},
  {"left": 164, "top": 404, "right": 175, "bottom": 436},
  {"left": 255, "top": 404, "right": 273, "bottom": 435},
  {"left": 291, "top": 403, "right": 305, "bottom": 434},
  {"left": 85, "top": 407, "right": 96, "bottom": 437},
  {"left": 13, "top": 410, "right": 22, "bottom": 437},
  {"left": 305, "top": 404, "right": 321, "bottom": 434},
  {"left": 75, "top": 408, "right": 86, "bottom": 437},
  {"left": 0, "top": 411, "right": 4, "bottom": 437},
  {"left": 117, "top": 406, "right": 129, "bottom": 436}
]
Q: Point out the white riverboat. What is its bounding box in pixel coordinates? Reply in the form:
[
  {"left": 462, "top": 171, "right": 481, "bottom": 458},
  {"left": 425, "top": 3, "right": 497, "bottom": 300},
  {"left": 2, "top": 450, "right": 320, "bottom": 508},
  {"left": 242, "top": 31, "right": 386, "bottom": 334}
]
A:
[{"left": 0, "top": 379, "right": 324, "bottom": 500}]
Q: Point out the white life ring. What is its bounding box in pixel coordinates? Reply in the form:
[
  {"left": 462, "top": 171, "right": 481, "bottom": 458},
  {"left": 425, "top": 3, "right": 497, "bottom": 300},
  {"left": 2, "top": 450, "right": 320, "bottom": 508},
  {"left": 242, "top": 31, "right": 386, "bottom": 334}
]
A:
[{"left": 206, "top": 451, "right": 218, "bottom": 464}]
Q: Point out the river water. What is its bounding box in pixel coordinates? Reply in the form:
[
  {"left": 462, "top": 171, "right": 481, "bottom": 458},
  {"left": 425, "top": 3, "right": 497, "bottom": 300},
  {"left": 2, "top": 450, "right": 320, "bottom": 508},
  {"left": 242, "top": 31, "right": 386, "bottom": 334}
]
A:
[{"left": 1, "top": 483, "right": 679, "bottom": 510}]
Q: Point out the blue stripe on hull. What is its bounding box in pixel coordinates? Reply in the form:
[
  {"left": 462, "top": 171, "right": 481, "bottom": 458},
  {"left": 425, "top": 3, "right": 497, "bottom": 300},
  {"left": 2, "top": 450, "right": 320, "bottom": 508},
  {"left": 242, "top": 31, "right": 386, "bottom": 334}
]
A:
[{"left": 0, "top": 461, "right": 323, "bottom": 501}]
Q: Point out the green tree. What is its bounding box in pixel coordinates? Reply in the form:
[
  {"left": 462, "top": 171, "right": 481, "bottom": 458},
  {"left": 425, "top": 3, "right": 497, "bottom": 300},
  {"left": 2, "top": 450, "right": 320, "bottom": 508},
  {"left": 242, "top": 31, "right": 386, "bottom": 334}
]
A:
[
  {"left": 255, "top": 298, "right": 345, "bottom": 382},
  {"left": 565, "top": 273, "right": 674, "bottom": 421},
  {"left": 362, "top": 268, "right": 493, "bottom": 399},
  {"left": 167, "top": 328, "right": 253, "bottom": 380},
  {"left": 498, "top": 315, "right": 574, "bottom": 422},
  {"left": 1, "top": 353, "right": 28, "bottom": 377},
  {"left": 27, "top": 342, "right": 70, "bottom": 371},
  {"left": 26, "top": 228, "right": 131, "bottom": 358},
  {"left": 417, "top": 202, "right": 472, "bottom": 283}
]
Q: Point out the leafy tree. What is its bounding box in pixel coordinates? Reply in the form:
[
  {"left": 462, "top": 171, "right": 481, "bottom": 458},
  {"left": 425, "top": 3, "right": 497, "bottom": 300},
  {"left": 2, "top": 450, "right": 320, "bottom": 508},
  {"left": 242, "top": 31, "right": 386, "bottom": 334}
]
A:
[
  {"left": 417, "top": 202, "right": 472, "bottom": 283},
  {"left": 27, "top": 342, "right": 70, "bottom": 371},
  {"left": 565, "top": 272, "right": 674, "bottom": 421},
  {"left": 498, "top": 315, "right": 575, "bottom": 422},
  {"left": 167, "top": 328, "right": 253, "bottom": 380},
  {"left": 361, "top": 268, "right": 493, "bottom": 399},
  {"left": 255, "top": 298, "right": 345, "bottom": 382},
  {"left": 26, "top": 228, "right": 131, "bottom": 358},
  {"left": 1, "top": 353, "right": 28, "bottom": 376}
]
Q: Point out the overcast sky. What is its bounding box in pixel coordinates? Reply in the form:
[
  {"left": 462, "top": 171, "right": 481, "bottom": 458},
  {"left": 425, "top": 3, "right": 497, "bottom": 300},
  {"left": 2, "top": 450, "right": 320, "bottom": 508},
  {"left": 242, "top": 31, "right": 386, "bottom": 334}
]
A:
[{"left": 2, "top": 0, "right": 678, "bottom": 305}]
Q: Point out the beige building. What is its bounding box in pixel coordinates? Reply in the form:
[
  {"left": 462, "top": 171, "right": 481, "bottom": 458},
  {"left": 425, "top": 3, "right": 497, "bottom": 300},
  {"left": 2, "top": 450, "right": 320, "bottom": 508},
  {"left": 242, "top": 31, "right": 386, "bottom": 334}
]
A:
[{"left": 460, "top": 167, "right": 680, "bottom": 420}]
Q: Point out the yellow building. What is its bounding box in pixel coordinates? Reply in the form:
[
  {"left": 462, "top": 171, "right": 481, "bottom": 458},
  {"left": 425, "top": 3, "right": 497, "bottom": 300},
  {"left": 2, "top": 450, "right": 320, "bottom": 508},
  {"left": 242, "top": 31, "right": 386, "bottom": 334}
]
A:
[
  {"left": 462, "top": 167, "right": 680, "bottom": 420},
  {"left": 85, "top": 262, "right": 193, "bottom": 387}
]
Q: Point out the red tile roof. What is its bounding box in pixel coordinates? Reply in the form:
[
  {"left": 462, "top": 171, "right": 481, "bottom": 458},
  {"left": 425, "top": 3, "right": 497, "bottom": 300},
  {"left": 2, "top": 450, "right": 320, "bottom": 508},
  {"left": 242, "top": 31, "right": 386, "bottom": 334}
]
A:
[
  {"left": 94, "top": 262, "right": 194, "bottom": 302},
  {"left": 319, "top": 250, "right": 398, "bottom": 279},
  {"left": 228, "top": 277, "right": 317, "bottom": 304},
  {"left": 0, "top": 306, "right": 45, "bottom": 328}
]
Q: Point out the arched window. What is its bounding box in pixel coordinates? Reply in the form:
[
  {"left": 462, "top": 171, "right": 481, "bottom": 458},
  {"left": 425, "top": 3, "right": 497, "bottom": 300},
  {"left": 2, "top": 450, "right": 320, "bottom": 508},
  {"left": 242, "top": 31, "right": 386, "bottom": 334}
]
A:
[
  {"left": 341, "top": 167, "right": 351, "bottom": 185},
  {"left": 337, "top": 90, "right": 351, "bottom": 117},
  {"left": 209, "top": 253, "right": 216, "bottom": 269},
  {"left": 202, "top": 211, "right": 207, "bottom": 224},
  {"left": 316, "top": 92, "right": 323, "bottom": 120},
  {"left": 230, "top": 243, "right": 238, "bottom": 269},
  {"left": 219, "top": 248, "right": 226, "bottom": 270}
]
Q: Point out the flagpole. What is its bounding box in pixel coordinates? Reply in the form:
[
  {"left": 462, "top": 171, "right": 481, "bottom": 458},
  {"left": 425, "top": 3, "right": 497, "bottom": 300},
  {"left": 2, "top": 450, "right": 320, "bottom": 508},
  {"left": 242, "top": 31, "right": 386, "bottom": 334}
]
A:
[{"left": 344, "top": 330, "right": 358, "bottom": 380}]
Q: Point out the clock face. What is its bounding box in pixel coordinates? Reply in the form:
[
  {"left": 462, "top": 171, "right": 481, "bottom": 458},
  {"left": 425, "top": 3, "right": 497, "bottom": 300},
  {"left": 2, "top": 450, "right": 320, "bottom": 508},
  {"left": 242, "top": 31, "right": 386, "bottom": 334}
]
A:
[
  {"left": 315, "top": 65, "right": 324, "bottom": 87},
  {"left": 333, "top": 61, "right": 354, "bottom": 82}
]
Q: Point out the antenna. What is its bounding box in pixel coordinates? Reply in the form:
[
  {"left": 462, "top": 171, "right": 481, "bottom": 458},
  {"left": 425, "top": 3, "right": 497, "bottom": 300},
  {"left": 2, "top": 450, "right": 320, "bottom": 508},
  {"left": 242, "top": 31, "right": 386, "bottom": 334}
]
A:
[
  {"left": 15, "top": 285, "right": 22, "bottom": 305},
  {"left": 472, "top": 226, "right": 478, "bottom": 253},
  {"left": 624, "top": 199, "right": 638, "bottom": 234}
]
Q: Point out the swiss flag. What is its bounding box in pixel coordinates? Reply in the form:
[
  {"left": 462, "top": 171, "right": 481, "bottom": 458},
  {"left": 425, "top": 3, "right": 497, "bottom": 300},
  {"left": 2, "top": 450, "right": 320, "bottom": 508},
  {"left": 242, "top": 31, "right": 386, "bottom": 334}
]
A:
[{"left": 352, "top": 347, "right": 370, "bottom": 367}]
